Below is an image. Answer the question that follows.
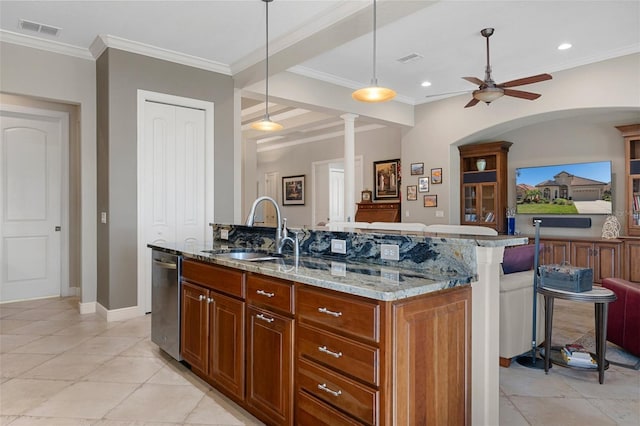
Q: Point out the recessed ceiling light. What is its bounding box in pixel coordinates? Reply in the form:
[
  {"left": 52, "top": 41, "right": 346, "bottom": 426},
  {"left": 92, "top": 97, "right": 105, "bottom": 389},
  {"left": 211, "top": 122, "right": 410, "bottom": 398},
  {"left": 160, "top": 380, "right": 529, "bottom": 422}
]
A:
[
  {"left": 421, "top": 81, "right": 432, "bottom": 87},
  {"left": 558, "top": 43, "right": 572, "bottom": 50}
]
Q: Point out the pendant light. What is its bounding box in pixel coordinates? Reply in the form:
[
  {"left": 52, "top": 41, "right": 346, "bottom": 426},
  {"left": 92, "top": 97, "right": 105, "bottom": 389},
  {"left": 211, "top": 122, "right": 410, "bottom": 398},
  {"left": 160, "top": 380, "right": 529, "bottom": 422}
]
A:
[
  {"left": 352, "top": 0, "right": 396, "bottom": 103},
  {"left": 251, "top": 0, "right": 283, "bottom": 131}
]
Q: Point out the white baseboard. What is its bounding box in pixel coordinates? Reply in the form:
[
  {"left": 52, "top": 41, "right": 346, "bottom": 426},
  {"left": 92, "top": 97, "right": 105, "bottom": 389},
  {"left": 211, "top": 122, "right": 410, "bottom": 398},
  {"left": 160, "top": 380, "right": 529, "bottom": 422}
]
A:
[
  {"left": 78, "top": 301, "right": 96, "bottom": 314},
  {"left": 96, "top": 302, "right": 143, "bottom": 322}
]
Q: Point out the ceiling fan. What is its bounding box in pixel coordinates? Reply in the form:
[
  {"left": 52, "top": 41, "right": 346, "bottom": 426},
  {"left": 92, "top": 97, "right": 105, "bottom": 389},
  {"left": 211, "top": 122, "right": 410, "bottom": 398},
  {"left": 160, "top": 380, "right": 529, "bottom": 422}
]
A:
[{"left": 463, "top": 28, "right": 552, "bottom": 108}]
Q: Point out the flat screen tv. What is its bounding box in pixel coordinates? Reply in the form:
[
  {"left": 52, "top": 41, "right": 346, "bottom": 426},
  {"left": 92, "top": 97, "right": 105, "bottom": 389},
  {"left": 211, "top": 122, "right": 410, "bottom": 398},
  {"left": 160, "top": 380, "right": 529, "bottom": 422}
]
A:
[{"left": 515, "top": 161, "right": 612, "bottom": 214}]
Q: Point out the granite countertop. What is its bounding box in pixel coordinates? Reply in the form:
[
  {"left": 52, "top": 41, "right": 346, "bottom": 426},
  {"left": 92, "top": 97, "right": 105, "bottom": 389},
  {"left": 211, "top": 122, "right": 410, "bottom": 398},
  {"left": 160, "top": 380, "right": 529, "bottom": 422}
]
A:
[{"left": 149, "top": 242, "right": 474, "bottom": 301}]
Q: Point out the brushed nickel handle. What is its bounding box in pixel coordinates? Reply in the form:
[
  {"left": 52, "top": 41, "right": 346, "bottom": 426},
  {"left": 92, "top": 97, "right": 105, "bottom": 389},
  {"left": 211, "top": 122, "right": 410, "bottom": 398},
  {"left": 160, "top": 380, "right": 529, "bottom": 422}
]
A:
[
  {"left": 318, "top": 307, "right": 342, "bottom": 318},
  {"left": 256, "top": 313, "right": 274, "bottom": 323},
  {"left": 256, "top": 289, "right": 275, "bottom": 298},
  {"left": 152, "top": 260, "right": 177, "bottom": 270},
  {"left": 198, "top": 295, "right": 206, "bottom": 301},
  {"left": 317, "top": 383, "right": 341, "bottom": 397},
  {"left": 207, "top": 297, "right": 214, "bottom": 304},
  {"left": 318, "top": 345, "right": 342, "bottom": 358}
]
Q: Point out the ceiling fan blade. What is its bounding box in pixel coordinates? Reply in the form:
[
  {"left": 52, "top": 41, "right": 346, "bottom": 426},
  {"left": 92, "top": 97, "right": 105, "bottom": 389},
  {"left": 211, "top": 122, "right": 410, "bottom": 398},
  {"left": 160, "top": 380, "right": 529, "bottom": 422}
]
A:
[
  {"left": 462, "top": 76, "right": 485, "bottom": 86},
  {"left": 503, "top": 89, "right": 541, "bottom": 100},
  {"left": 499, "top": 73, "right": 552, "bottom": 88},
  {"left": 464, "top": 97, "right": 480, "bottom": 108}
]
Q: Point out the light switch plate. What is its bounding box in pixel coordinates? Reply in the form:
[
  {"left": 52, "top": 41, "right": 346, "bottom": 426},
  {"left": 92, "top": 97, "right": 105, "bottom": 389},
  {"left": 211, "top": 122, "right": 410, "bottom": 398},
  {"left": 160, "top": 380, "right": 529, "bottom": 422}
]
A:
[
  {"left": 331, "top": 239, "right": 347, "bottom": 254},
  {"left": 220, "top": 229, "right": 229, "bottom": 240},
  {"left": 436, "top": 210, "right": 444, "bottom": 218},
  {"left": 380, "top": 244, "right": 400, "bottom": 261}
]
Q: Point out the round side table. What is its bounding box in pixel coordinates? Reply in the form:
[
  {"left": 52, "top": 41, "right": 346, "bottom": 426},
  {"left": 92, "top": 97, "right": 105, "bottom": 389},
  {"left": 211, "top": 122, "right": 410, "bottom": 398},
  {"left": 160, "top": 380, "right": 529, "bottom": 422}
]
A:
[{"left": 538, "top": 285, "right": 617, "bottom": 384}]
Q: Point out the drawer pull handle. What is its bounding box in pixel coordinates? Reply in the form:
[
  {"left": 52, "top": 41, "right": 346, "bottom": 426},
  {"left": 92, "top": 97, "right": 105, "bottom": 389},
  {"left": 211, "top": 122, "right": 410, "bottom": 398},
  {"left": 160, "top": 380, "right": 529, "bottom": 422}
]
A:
[
  {"left": 318, "top": 307, "right": 342, "bottom": 317},
  {"left": 318, "top": 345, "right": 342, "bottom": 358},
  {"left": 317, "top": 383, "right": 341, "bottom": 397},
  {"left": 256, "top": 289, "right": 275, "bottom": 298},
  {"left": 207, "top": 297, "right": 214, "bottom": 304},
  {"left": 256, "top": 313, "right": 274, "bottom": 323},
  {"left": 198, "top": 295, "right": 206, "bottom": 302}
]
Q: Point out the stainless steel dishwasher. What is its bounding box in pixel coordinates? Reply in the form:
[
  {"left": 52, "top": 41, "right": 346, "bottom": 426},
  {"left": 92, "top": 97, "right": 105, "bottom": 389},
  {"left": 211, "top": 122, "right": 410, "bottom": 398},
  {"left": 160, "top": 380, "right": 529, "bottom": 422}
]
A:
[{"left": 151, "top": 250, "right": 182, "bottom": 361}]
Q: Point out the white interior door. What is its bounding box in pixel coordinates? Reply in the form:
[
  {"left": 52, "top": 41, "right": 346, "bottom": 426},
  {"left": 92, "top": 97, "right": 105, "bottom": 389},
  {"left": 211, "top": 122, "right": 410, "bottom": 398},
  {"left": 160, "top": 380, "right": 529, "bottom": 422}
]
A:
[
  {"left": 0, "top": 111, "right": 65, "bottom": 302},
  {"left": 141, "top": 101, "right": 206, "bottom": 312},
  {"left": 329, "top": 168, "right": 344, "bottom": 222},
  {"left": 263, "top": 171, "right": 278, "bottom": 226}
]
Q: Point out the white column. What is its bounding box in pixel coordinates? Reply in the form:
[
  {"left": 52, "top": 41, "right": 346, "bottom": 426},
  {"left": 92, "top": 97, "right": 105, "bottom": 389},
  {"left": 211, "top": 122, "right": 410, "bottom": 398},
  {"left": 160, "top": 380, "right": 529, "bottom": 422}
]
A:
[
  {"left": 472, "top": 245, "right": 505, "bottom": 426},
  {"left": 341, "top": 113, "right": 358, "bottom": 222}
]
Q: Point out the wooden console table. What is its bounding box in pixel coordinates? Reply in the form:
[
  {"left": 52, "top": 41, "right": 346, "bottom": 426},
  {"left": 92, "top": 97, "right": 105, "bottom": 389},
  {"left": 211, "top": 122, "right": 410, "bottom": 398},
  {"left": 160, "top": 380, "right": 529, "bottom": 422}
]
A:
[{"left": 355, "top": 201, "right": 400, "bottom": 223}]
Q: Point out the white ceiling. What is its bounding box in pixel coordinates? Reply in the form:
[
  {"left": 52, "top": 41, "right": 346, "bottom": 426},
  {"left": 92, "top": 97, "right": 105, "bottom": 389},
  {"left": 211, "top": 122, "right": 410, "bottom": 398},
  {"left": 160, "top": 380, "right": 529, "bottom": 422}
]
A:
[{"left": 1, "top": 0, "right": 639, "bottom": 146}]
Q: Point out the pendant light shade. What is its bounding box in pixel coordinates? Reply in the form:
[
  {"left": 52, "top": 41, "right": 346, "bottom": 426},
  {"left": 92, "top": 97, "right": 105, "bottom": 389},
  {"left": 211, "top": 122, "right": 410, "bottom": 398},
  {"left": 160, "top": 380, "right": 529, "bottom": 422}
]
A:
[
  {"left": 352, "top": 0, "right": 396, "bottom": 103},
  {"left": 251, "top": 0, "right": 282, "bottom": 131}
]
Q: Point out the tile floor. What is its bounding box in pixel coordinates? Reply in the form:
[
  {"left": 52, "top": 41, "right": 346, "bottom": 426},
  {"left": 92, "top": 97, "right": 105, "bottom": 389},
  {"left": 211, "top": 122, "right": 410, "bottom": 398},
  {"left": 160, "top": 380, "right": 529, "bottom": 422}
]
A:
[{"left": 1, "top": 296, "right": 638, "bottom": 425}]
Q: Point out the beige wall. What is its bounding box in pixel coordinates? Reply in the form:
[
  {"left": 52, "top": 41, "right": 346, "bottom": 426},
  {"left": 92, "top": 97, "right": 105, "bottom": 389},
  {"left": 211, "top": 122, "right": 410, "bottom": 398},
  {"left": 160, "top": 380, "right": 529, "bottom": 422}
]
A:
[
  {"left": 97, "top": 48, "right": 235, "bottom": 310},
  {"left": 0, "top": 41, "right": 97, "bottom": 304},
  {"left": 402, "top": 53, "right": 640, "bottom": 237},
  {"left": 255, "top": 126, "right": 401, "bottom": 227}
]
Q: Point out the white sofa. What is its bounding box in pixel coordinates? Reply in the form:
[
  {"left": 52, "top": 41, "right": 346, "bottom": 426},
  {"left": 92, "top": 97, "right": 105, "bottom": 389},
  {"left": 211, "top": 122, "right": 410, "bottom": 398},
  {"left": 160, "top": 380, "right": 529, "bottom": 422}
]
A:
[{"left": 499, "top": 268, "right": 545, "bottom": 364}]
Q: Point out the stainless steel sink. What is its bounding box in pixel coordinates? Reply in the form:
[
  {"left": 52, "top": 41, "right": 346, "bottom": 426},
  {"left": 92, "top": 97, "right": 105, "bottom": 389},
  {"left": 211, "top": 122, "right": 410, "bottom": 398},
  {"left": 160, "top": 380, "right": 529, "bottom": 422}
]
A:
[
  {"left": 201, "top": 248, "right": 285, "bottom": 262},
  {"left": 216, "top": 252, "right": 284, "bottom": 262}
]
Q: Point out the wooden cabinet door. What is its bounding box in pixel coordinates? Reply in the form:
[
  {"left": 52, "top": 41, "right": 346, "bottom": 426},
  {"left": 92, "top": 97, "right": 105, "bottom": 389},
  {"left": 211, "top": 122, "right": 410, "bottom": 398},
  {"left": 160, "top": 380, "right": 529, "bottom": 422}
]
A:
[
  {"left": 625, "top": 240, "right": 640, "bottom": 282},
  {"left": 392, "top": 286, "right": 470, "bottom": 425},
  {"left": 593, "top": 242, "right": 621, "bottom": 283},
  {"left": 181, "top": 281, "right": 208, "bottom": 373},
  {"left": 208, "top": 291, "right": 245, "bottom": 401},
  {"left": 540, "top": 240, "right": 570, "bottom": 265},
  {"left": 246, "top": 305, "right": 293, "bottom": 426},
  {"left": 571, "top": 242, "right": 594, "bottom": 269}
]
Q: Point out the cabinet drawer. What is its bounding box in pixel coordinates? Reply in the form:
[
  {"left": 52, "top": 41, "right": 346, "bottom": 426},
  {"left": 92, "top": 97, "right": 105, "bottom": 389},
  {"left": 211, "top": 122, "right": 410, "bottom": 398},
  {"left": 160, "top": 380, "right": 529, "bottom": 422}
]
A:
[
  {"left": 247, "top": 274, "right": 293, "bottom": 314},
  {"left": 297, "top": 358, "right": 377, "bottom": 425},
  {"left": 297, "top": 286, "right": 379, "bottom": 342},
  {"left": 297, "top": 324, "right": 378, "bottom": 386},
  {"left": 296, "top": 390, "right": 363, "bottom": 426},
  {"left": 183, "top": 260, "right": 244, "bottom": 298}
]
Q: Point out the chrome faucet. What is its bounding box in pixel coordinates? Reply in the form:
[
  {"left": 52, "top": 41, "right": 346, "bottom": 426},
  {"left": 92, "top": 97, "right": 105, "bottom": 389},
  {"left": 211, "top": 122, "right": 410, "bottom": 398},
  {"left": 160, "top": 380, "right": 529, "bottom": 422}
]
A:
[
  {"left": 245, "top": 196, "right": 284, "bottom": 254},
  {"left": 278, "top": 218, "right": 299, "bottom": 257}
]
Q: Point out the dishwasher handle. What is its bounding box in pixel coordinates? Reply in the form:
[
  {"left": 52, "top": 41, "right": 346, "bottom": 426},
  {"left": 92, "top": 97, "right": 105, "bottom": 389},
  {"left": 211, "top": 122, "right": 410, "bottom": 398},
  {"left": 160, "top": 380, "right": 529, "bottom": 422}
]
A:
[{"left": 152, "top": 259, "right": 177, "bottom": 270}]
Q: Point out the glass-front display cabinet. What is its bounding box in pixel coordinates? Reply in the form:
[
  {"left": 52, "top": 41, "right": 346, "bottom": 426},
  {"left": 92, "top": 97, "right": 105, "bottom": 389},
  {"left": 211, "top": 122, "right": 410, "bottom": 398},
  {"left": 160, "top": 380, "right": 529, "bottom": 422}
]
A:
[
  {"left": 459, "top": 141, "right": 512, "bottom": 233},
  {"left": 618, "top": 124, "right": 640, "bottom": 236}
]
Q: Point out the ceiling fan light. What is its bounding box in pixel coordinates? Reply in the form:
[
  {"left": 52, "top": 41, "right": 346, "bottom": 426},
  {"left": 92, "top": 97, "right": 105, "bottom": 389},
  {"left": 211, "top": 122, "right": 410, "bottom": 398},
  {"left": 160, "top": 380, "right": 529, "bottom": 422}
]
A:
[
  {"left": 352, "top": 85, "right": 397, "bottom": 103},
  {"left": 251, "top": 115, "right": 283, "bottom": 132},
  {"left": 473, "top": 87, "right": 504, "bottom": 103}
]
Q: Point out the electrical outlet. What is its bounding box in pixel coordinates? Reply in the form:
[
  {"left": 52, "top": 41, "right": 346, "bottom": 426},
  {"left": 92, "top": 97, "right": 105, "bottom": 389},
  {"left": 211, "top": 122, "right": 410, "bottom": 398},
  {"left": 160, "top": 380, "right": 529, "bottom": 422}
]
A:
[
  {"left": 101, "top": 212, "right": 107, "bottom": 224},
  {"left": 331, "top": 239, "right": 346, "bottom": 254},
  {"left": 436, "top": 210, "right": 444, "bottom": 218},
  {"left": 380, "top": 244, "right": 400, "bottom": 261},
  {"left": 220, "top": 229, "right": 229, "bottom": 240}
]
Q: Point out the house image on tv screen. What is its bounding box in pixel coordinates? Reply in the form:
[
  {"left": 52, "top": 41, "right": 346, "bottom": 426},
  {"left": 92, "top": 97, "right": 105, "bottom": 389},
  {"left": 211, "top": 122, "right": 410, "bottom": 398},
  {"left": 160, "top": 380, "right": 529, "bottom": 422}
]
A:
[{"left": 516, "top": 161, "right": 612, "bottom": 215}]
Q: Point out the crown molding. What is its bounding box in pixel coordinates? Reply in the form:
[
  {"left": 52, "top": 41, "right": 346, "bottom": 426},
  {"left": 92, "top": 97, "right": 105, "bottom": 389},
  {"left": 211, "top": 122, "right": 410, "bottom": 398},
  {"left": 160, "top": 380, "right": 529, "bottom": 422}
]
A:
[
  {"left": 256, "top": 123, "right": 385, "bottom": 153},
  {"left": 0, "top": 30, "right": 93, "bottom": 60},
  {"left": 289, "top": 65, "right": 415, "bottom": 106},
  {"left": 90, "top": 35, "right": 232, "bottom": 75}
]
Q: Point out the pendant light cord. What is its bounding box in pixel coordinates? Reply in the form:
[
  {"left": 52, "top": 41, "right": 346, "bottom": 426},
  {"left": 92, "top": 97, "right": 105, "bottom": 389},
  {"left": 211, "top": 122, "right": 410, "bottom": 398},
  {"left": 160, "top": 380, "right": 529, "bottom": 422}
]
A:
[
  {"left": 264, "top": 0, "right": 270, "bottom": 119},
  {"left": 371, "top": 0, "right": 377, "bottom": 85}
]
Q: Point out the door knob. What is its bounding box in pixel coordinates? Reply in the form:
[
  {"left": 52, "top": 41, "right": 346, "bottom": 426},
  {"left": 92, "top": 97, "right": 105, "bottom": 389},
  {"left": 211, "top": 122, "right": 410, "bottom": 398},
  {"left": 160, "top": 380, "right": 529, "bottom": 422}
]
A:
[{"left": 55, "top": 226, "right": 61, "bottom": 231}]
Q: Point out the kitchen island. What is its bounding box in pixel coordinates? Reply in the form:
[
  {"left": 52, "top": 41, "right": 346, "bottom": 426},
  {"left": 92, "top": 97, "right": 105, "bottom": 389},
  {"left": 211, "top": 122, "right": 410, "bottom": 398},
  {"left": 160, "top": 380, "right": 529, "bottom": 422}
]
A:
[{"left": 150, "top": 225, "right": 526, "bottom": 425}]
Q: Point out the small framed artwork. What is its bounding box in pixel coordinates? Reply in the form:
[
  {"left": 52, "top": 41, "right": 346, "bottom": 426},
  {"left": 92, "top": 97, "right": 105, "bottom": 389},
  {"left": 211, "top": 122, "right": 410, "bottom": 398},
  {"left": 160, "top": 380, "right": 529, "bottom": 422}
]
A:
[
  {"left": 282, "top": 175, "right": 305, "bottom": 205},
  {"left": 406, "top": 185, "right": 418, "bottom": 201},
  {"left": 418, "top": 177, "right": 429, "bottom": 192},
  {"left": 410, "top": 162, "right": 424, "bottom": 176},
  {"left": 431, "top": 167, "right": 443, "bottom": 184},
  {"left": 373, "top": 159, "right": 400, "bottom": 200},
  {"left": 423, "top": 194, "right": 438, "bottom": 208}
]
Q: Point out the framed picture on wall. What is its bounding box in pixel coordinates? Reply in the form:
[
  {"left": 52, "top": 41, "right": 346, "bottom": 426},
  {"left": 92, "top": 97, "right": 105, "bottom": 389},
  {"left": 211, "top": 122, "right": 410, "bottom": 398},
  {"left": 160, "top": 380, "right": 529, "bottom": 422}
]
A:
[
  {"left": 373, "top": 159, "right": 400, "bottom": 200},
  {"left": 423, "top": 195, "right": 438, "bottom": 207},
  {"left": 407, "top": 185, "right": 418, "bottom": 201},
  {"left": 282, "top": 175, "right": 305, "bottom": 205},
  {"left": 431, "top": 167, "right": 443, "bottom": 184},
  {"left": 410, "top": 162, "right": 424, "bottom": 175},
  {"left": 418, "top": 177, "right": 429, "bottom": 192}
]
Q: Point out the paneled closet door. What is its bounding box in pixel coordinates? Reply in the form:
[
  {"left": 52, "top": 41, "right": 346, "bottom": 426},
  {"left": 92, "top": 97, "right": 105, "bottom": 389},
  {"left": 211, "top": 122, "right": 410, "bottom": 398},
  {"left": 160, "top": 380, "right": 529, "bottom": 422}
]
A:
[{"left": 143, "top": 101, "right": 206, "bottom": 311}]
